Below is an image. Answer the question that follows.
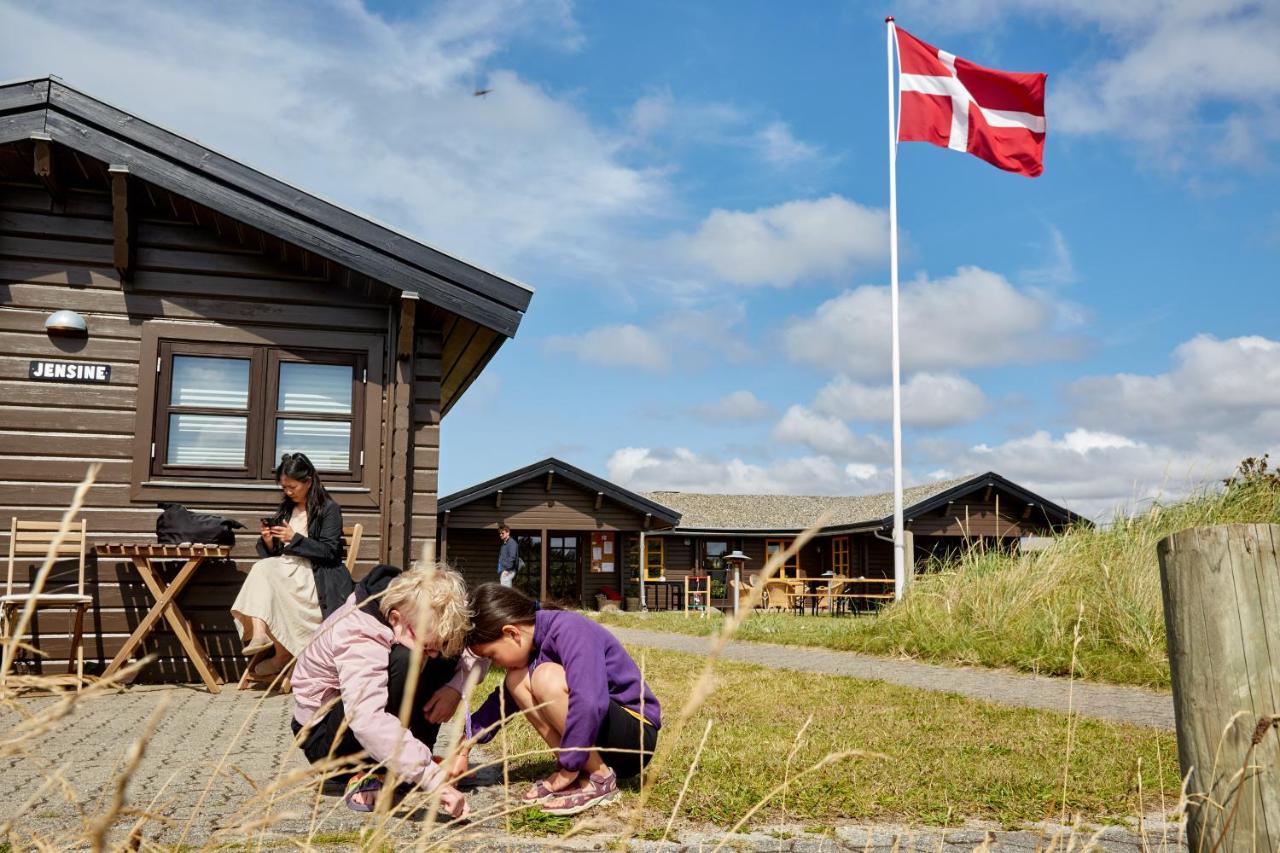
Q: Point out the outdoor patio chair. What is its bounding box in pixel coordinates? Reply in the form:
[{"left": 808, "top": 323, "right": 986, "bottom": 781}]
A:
[
  {"left": 761, "top": 578, "right": 799, "bottom": 613},
  {"left": 728, "top": 577, "right": 758, "bottom": 611},
  {"left": 238, "top": 522, "right": 363, "bottom": 694},
  {"left": 1, "top": 518, "right": 92, "bottom": 690}
]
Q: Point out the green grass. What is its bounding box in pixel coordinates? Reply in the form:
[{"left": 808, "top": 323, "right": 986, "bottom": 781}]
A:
[
  {"left": 473, "top": 646, "right": 1179, "bottom": 831},
  {"left": 594, "top": 473, "right": 1280, "bottom": 689}
]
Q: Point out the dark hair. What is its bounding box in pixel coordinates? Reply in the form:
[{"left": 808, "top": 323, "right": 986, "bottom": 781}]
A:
[
  {"left": 498, "top": 524, "right": 510, "bottom": 534},
  {"left": 467, "top": 583, "right": 557, "bottom": 646},
  {"left": 274, "top": 452, "right": 330, "bottom": 521}
]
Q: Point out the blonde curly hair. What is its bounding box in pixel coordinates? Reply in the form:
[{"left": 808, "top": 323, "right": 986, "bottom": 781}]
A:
[{"left": 378, "top": 563, "right": 472, "bottom": 658}]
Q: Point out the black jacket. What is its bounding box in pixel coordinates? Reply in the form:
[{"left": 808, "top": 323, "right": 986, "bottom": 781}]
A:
[
  {"left": 256, "top": 498, "right": 354, "bottom": 617},
  {"left": 497, "top": 536, "right": 519, "bottom": 574}
]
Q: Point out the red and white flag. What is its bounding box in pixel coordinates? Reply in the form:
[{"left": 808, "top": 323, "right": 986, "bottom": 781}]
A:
[{"left": 895, "top": 26, "right": 1047, "bottom": 177}]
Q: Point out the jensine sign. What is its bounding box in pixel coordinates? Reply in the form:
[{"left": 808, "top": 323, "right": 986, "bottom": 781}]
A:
[{"left": 28, "top": 360, "right": 112, "bottom": 384}]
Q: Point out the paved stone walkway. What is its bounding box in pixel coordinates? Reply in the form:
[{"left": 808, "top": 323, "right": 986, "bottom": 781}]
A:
[
  {"left": 604, "top": 625, "right": 1175, "bottom": 730},
  {"left": 0, "top": 684, "right": 1179, "bottom": 851}
]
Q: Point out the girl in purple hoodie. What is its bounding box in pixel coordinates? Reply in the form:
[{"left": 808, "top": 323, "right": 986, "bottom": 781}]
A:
[{"left": 458, "top": 584, "right": 660, "bottom": 815}]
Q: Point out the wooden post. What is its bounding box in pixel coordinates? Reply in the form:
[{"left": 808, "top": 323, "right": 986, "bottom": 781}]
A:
[
  {"left": 1158, "top": 524, "right": 1280, "bottom": 853},
  {"left": 639, "top": 530, "right": 646, "bottom": 612},
  {"left": 539, "top": 528, "right": 548, "bottom": 603}
]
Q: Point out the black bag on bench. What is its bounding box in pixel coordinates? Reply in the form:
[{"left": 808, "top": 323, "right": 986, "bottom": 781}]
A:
[{"left": 155, "top": 502, "right": 245, "bottom": 546}]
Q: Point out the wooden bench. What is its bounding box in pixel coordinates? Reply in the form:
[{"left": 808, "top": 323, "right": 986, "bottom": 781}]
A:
[{"left": 238, "top": 523, "right": 363, "bottom": 693}]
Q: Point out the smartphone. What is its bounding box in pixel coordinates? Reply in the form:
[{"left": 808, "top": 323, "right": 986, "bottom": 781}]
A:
[{"left": 261, "top": 517, "right": 276, "bottom": 527}]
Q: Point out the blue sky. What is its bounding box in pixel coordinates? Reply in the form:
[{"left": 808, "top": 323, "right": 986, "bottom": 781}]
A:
[{"left": 3, "top": 1, "right": 1278, "bottom": 518}]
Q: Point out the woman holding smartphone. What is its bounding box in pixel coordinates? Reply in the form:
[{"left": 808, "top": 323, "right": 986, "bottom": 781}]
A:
[{"left": 230, "top": 452, "right": 353, "bottom": 681}]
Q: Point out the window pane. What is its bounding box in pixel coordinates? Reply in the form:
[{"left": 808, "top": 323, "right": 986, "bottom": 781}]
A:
[
  {"left": 275, "top": 419, "right": 351, "bottom": 470},
  {"left": 278, "top": 363, "right": 352, "bottom": 414},
  {"left": 167, "top": 414, "right": 246, "bottom": 466},
  {"left": 171, "top": 356, "right": 250, "bottom": 409}
]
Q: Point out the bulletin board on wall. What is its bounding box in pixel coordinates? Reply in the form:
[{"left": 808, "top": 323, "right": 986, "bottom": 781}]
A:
[{"left": 590, "top": 531, "right": 616, "bottom": 573}]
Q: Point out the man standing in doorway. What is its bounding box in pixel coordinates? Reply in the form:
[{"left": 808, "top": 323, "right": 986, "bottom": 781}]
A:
[{"left": 497, "top": 524, "right": 519, "bottom": 588}]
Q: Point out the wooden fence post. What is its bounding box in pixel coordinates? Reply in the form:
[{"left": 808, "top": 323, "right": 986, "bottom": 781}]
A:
[{"left": 1157, "top": 524, "right": 1280, "bottom": 853}]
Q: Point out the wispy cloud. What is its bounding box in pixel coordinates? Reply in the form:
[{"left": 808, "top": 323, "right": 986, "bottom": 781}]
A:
[
  {"left": 690, "top": 390, "right": 775, "bottom": 423},
  {"left": 544, "top": 324, "right": 670, "bottom": 371},
  {"left": 754, "top": 121, "right": 820, "bottom": 165}
]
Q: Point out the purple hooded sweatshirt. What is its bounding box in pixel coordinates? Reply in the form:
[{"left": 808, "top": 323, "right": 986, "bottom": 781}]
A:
[{"left": 470, "top": 609, "right": 661, "bottom": 772}]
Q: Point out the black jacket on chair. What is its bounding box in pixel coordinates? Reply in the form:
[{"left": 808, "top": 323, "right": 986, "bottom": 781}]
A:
[{"left": 256, "top": 499, "right": 353, "bottom": 618}]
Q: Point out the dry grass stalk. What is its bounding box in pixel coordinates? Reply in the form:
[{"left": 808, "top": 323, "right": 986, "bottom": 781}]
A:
[
  {"left": 1058, "top": 602, "right": 1084, "bottom": 827},
  {"left": 661, "top": 717, "right": 713, "bottom": 843},
  {"left": 781, "top": 711, "right": 814, "bottom": 818}
]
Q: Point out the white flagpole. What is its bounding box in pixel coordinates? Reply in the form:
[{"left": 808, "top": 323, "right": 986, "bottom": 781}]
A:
[{"left": 885, "top": 16, "right": 905, "bottom": 601}]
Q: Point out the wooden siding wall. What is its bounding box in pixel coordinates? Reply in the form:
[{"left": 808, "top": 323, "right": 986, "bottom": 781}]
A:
[
  {"left": 0, "top": 181, "right": 395, "bottom": 679},
  {"left": 906, "top": 489, "right": 1053, "bottom": 538},
  {"left": 444, "top": 528, "right": 497, "bottom": 589},
  {"left": 407, "top": 319, "right": 442, "bottom": 566}
]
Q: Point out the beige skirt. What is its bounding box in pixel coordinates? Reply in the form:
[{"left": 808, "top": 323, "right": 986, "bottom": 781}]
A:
[{"left": 230, "top": 555, "right": 320, "bottom": 657}]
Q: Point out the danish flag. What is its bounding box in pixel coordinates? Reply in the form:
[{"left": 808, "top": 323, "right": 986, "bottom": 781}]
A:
[{"left": 895, "top": 26, "right": 1047, "bottom": 177}]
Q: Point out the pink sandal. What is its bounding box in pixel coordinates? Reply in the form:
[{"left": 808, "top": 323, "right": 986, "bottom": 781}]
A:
[
  {"left": 542, "top": 768, "right": 618, "bottom": 815},
  {"left": 521, "top": 778, "right": 560, "bottom": 803}
]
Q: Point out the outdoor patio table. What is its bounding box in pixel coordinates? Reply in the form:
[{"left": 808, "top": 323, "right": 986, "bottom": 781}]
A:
[{"left": 94, "top": 542, "right": 231, "bottom": 693}]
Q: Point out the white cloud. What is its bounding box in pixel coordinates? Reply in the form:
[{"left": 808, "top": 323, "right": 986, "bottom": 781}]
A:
[
  {"left": 607, "top": 446, "right": 891, "bottom": 495},
  {"left": 784, "top": 266, "right": 1083, "bottom": 378},
  {"left": 755, "top": 121, "right": 820, "bottom": 165},
  {"left": 1067, "top": 334, "right": 1280, "bottom": 448},
  {"left": 0, "top": 1, "right": 664, "bottom": 279},
  {"left": 691, "top": 391, "right": 774, "bottom": 423},
  {"left": 679, "top": 195, "right": 889, "bottom": 287},
  {"left": 544, "top": 324, "right": 669, "bottom": 371},
  {"left": 813, "top": 373, "right": 987, "bottom": 428},
  {"left": 771, "top": 405, "right": 886, "bottom": 460}
]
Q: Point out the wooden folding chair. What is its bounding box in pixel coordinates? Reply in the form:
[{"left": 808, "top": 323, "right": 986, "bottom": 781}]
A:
[
  {"left": 239, "top": 523, "right": 363, "bottom": 693},
  {"left": 1, "top": 518, "right": 92, "bottom": 690}
]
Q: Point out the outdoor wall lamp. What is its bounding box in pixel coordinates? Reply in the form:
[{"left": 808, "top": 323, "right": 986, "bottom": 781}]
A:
[{"left": 45, "top": 309, "right": 88, "bottom": 337}]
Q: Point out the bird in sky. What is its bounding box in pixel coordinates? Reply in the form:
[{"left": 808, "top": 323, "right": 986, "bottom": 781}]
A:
[{"left": 473, "top": 88, "right": 492, "bottom": 97}]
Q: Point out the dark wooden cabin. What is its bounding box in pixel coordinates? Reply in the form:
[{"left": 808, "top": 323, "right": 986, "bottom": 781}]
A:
[
  {"left": 437, "top": 458, "right": 680, "bottom": 607},
  {"left": 0, "top": 78, "right": 531, "bottom": 679},
  {"left": 442, "top": 463, "right": 1084, "bottom": 609}
]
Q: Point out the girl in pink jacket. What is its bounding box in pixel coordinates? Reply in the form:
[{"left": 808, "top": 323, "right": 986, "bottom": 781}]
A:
[{"left": 290, "top": 563, "right": 480, "bottom": 815}]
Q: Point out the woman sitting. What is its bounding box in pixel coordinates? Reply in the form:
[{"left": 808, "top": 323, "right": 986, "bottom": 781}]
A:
[{"left": 231, "top": 452, "right": 353, "bottom": 681}]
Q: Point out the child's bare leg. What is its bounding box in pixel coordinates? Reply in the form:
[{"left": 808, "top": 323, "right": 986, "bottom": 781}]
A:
[
  {"left": 527, "top": 663, "right": 605, "bottom": 778},
  {"left": 503, "top": 667, "right": 561, "bottom": 747}
]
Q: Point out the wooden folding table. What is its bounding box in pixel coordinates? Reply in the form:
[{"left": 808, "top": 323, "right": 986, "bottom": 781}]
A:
[{"left": 95, "top": 543, "right": 231, "bottom": 693}]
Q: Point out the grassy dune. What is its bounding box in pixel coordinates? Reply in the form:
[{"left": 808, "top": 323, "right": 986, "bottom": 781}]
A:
[{"left": 598, "top": 469, "right": 1280, "bottom": 689}]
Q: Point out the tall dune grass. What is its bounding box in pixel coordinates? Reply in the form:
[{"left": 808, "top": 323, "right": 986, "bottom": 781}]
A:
[{"left": 846, "top": 469, "right": 1280, "bottom": 688}]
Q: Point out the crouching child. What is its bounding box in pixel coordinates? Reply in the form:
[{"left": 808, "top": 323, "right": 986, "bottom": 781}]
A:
[
  {"left": 457, "top": 583, "right": 661, "bottom": 815},
  {"left": 290, "top": 563, "right": 477, "bottom": 816}
]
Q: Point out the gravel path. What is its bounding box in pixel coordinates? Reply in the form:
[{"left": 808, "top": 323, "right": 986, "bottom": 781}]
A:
[{"left": 604, "top": 625, "right": 1175, "bottom": 729}]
